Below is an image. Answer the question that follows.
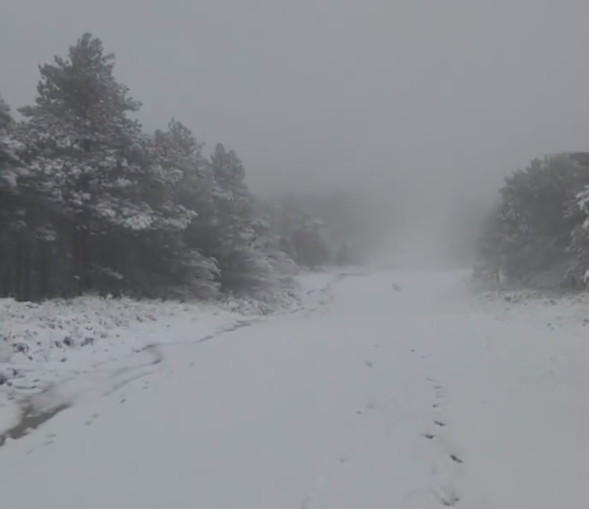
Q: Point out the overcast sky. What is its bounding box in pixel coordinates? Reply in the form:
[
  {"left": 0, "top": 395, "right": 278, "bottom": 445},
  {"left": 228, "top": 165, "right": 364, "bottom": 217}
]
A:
[{"left": 2, "top": 0, "right": 589, "bottom": 207}]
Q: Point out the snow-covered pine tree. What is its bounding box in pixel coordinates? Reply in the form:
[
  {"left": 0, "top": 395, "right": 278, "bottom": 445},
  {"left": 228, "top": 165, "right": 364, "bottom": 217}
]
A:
[
  {"left": 248, "top": 215, "right": 299, "bottom": 305},
  {"left": 205, "top": 143, "right": 296, "bottom": 300},
  {"left": 0, "top": 94, "right": 58, "bottom": 301},
  {"left": 562, "top": 153, "right": 589, "bottom": 286},
  {"left": 204, "top": 143, "right": 256, "bottom": 293},
  {"left": 0, "top": 94, "right": 20, "bottom": 188},
  {"left": 14, "top": 33, "right": 198, "bottom": 298},
  {"left": 148, "top": 119, "right": 221, "bottom": 298},
  {"left": 0, "top": 95, "right": 29, "bottom": 298},
  {"left": 14, "top": 34, "right": 141, "bottom": 295}
]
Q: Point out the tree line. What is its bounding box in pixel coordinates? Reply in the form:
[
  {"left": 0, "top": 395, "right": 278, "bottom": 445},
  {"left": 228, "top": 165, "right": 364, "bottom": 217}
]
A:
[
  {"left": 0, "top": 33, "right": 361, "bottom": 303},
  {"left": 475, "top": 152, "right": 589, "bottom": 289}
]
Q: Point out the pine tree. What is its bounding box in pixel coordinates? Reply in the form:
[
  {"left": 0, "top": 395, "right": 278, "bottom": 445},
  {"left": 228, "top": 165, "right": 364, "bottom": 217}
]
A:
[
  {"left": 205, "top": 144, "right": 297, "bottom": 299},
  {"left": 12, "top": 33, "right": 206, "bottom": 298},
  {"left": 148, "top": 119, "right": 220, "bottom": 298},
  {"left": 0, "top": 95, "right": 28, "bottom": 298},
  {"left": 1, "top": 33, "right": 308, "bottom": 304},
  {"left": 0, "top": 94, "right": 20, "bottom": 187},
  {"left": 206, "top": 144, "right": 259, "bottom": 293},
  {"left": 14, "top": 34, "right": 140, "bottom": 294}
]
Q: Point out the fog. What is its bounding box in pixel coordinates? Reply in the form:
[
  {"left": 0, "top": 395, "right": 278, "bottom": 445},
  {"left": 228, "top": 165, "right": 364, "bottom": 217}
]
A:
[{"left": 3, "top": 0, "right": 589, "bottom": 265}]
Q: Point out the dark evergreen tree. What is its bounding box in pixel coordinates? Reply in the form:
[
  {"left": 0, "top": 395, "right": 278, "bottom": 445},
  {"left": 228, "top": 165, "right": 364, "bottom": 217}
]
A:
[
  {"left": 148, "top": 119, "right": 220, "bottom": 298},
  {"left": 476, "top": 153, "right": 589, "bottom": 288},
  {"left": 206, "top": 143, "right": 289, "bottom": 297},
  {"left": 0, "top": 33, "right": 300, "bottom": 304}
]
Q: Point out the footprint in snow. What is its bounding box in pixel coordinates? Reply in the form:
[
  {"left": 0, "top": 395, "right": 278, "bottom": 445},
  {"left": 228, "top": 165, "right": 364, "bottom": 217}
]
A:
[
  {"left": 84, "top": 412, "right": 100, "bottom": 426},
  {"left": 44, "top": 433, "right": 57, "bottom": 446},
  {"left": 435, "top": 389, "right": 446, "bottom": 399},
  {"left": 432, "top": 486, "right": 460, "bottom": 507}
]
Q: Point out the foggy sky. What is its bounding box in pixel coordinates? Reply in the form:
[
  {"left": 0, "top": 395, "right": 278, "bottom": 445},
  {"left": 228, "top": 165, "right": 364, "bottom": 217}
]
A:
[{"left": 2, "top": 0, "right": 589, "bottom": 209}]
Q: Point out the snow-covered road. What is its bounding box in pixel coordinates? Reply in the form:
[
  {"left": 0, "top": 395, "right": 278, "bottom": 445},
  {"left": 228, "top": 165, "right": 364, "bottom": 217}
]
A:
[{"left": 1, "top": 270, "right": 589, "bottom": 508}]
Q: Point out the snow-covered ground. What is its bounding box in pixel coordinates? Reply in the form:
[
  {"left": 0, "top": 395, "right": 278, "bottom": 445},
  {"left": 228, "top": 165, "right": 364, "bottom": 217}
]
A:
[
  {"left": 1, "top": 269, "right": 589, "bottom": 508},
  {"left": 0, "top": 272, "right": 336, "bottom": 431}
]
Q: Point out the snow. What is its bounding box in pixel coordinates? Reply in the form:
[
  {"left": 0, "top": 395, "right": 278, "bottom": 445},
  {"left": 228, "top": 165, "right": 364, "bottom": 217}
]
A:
[
  {"left": 0, "top": 273, "right": 333, "bottom": 408},
  {"left": 1, "top": 269, "right": 589, "bottom": 508},
  {"left": 0, "top": 297, "right": 230, "bottom": 392}
]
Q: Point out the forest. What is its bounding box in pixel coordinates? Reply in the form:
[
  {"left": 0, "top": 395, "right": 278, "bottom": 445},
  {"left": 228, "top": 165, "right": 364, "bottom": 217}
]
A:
[
  {"left": 3, "top": 33, "right": 588, "bottom": 305},
  {"left": 0, "top": 34, "right": 371, "bottom": 303}
]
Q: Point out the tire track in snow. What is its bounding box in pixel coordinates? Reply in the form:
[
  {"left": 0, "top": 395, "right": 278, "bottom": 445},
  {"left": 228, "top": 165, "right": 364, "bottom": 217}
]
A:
[
  {"left": 0, "top": 317, "right": 269, "bottom": 452},
  {"left": 0, "top": 272, "right": 356, "bottom": 451}
]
